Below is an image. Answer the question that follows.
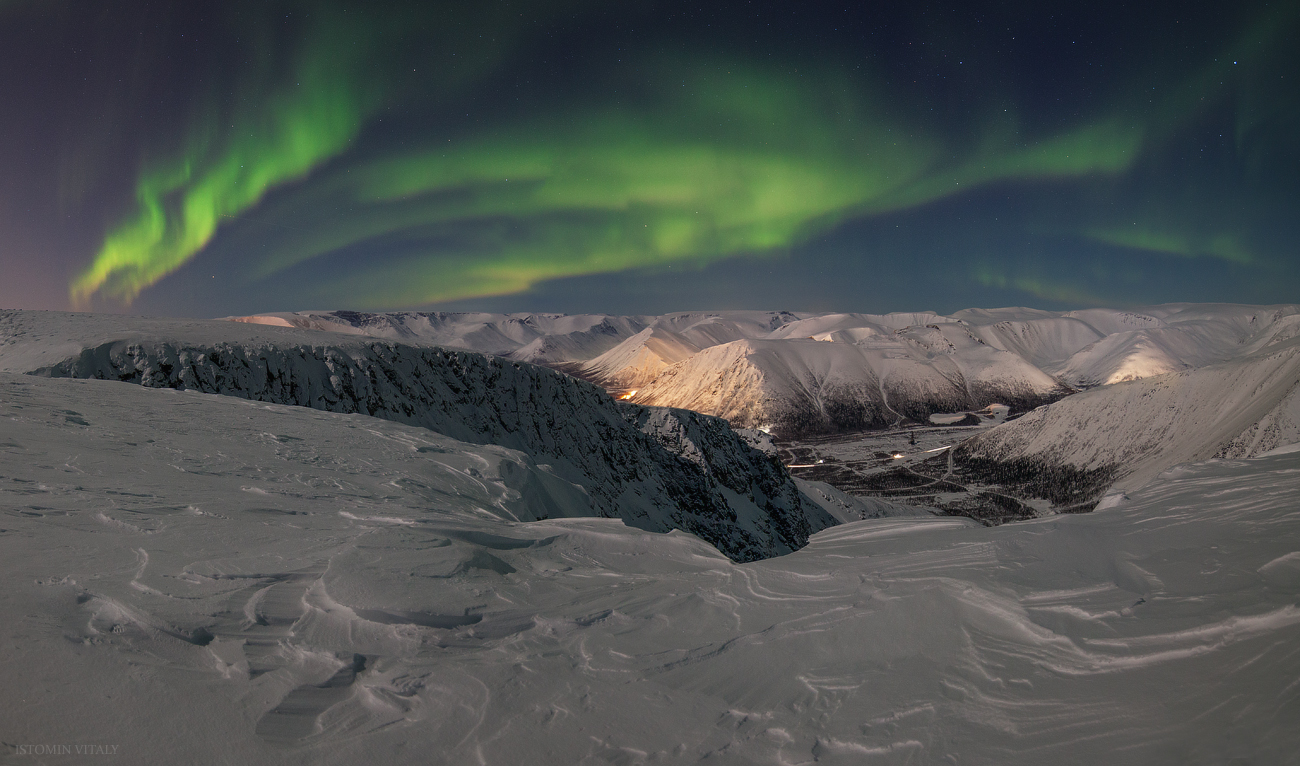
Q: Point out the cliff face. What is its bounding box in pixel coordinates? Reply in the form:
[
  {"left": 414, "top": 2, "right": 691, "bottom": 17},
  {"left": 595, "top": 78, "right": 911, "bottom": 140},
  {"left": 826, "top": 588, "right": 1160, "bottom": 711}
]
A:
[{"left": 14, "top": 313, "right": 833, "bottom": 561}]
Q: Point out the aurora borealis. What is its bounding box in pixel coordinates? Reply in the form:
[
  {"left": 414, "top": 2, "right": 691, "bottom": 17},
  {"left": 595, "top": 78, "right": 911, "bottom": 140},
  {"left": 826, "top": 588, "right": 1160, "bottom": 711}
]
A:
[{"left": 1, "top": 0, "right": 1297, "bottom": 316}]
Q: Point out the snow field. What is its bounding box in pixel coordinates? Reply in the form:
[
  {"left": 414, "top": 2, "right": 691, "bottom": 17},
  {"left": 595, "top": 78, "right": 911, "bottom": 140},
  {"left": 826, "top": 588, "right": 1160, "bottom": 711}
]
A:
[{"left": 2, "top": 372, "right": 1298, "bottom": 764}]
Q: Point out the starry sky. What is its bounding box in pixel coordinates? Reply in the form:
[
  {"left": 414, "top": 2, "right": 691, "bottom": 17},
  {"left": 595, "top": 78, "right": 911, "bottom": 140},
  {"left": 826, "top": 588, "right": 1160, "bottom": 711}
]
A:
[{"left": 1, "top": 0, "right": 1297, "bottom": 317}]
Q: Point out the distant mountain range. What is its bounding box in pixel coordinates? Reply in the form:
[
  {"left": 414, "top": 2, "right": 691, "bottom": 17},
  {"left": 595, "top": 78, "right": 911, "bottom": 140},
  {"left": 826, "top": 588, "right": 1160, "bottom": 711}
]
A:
[
  {"left": 232, "top": 303, "right": 1300, "bottom": 438},
  {"left": 6, "top": 303, "right": 1295, "bottom": 524}
]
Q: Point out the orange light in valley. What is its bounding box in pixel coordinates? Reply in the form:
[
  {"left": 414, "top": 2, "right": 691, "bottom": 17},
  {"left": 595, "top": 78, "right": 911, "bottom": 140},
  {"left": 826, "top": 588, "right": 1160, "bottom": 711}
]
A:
[{"left": 618, "top": 389, "right": 638, "bottom": 400}]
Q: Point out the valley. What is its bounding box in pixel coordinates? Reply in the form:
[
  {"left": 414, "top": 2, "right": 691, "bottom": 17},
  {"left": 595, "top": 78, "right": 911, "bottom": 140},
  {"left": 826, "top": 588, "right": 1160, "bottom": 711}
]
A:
[{"left": 778, "top": 418, "right": 1115, "bottom": 525}]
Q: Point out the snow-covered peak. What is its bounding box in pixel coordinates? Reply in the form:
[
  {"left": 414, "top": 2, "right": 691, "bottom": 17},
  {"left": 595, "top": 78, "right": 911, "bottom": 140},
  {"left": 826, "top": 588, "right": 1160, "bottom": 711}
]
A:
[
  {"left": 578, "top": 326, "right": 703, "bottom": 390},
  {"left": 1061, "top": 307, "right": 1166, "bottom": 334}
]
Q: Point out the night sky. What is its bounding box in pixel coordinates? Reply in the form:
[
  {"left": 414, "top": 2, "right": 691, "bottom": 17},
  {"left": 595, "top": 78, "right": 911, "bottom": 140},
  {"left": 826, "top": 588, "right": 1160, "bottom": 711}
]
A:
[{"left": 2, "top": 0, "right": 1297, "bottom": 317}]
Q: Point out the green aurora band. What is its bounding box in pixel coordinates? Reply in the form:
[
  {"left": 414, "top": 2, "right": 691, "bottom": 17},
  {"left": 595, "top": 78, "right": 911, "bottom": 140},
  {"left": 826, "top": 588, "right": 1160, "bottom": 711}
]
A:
[
  {"left": 70, "top": 3, "right": 1297, "bottom": 309},
  {"left": 233, "top": 63, "right": 1145, "bottom": 307},
  {"left": 70, "top": 11, "right": 380, "bottom": 306}
]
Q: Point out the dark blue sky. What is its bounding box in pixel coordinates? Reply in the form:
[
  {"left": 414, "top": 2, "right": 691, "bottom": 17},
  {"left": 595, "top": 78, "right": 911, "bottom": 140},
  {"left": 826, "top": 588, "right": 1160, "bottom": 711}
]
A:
[{"left": 1, "top": 0, "right": 1296, "bottom": 316}]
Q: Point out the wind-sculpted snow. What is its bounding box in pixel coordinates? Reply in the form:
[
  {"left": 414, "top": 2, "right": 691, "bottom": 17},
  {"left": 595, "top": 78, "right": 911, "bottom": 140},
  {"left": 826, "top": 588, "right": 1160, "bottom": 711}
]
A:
[
  {"left": 1, "top": 310, "right": 832, "bottom": 562},
  {"left": 3, "top": 371, "right": 1297, "bottom": 763}
]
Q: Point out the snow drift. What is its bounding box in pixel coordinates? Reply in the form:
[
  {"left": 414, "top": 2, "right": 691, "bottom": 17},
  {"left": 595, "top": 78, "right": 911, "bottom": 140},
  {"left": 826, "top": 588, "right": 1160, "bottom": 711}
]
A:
[{"left": 2, "top": 368, "right": 1297, "bottom": 764}]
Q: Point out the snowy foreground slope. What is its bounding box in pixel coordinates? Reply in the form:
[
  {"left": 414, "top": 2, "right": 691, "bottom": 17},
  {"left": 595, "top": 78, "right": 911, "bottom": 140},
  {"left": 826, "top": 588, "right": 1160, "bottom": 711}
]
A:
[
  {"left": 2, "top": 371, "right": 1298, "bottom": 764},
  {"left": 235, "top": 304, "right": 1299, "bottom": 436},
  {"left": 0, "top": 310, "right": 832, "bottom": 562}
]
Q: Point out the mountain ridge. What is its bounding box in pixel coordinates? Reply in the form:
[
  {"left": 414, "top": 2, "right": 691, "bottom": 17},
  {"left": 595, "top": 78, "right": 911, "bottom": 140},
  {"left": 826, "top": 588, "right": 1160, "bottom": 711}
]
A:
[{"left": 230, "top": 304, "right": 1299, "bottom": 437}]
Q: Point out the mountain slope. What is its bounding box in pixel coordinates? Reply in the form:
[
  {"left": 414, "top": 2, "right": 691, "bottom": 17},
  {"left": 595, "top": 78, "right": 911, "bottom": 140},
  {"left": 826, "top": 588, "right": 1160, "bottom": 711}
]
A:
[
  {"left": 577, "top": 326, "right": 702, "bottom": 390},
  {"left": 957, "top": 334, "right": 1300, "bottom": 493},
  {"left": 630, "top": 334, "right": 1066, "bottom": 436},
  {"left": 964, "top": 315, "right": 1106, "bottom": 368}
]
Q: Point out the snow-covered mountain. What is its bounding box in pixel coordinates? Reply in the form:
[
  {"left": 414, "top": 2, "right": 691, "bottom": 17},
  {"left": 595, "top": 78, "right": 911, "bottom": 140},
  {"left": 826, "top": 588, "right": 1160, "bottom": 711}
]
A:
[
  {"left": 0, "top": 310, "right": 834, "bottom": 562},
  {"left": 956, "top": 330, "right": 1300, "bottom": 496},
  {"left": 3, "top": 364, "right": 1297, "bottom": 763},
  {"left": 228, "top": 310, "right": 680, "bottom": 363},
  {"left": 577, "top": 326, "right": 703, "bottom": 390},
  {"left": 964, "top": 304, "right": 1300, "bottom": 386},
  {"left": 625, "top": 329, "right": 1067, "bottom": 435},
  {"left": 233, "top": 304, "right": 1299, "bottom": 436},
  {"left": 783, "top": 307, "right": 1300, "bottom": 518}
]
